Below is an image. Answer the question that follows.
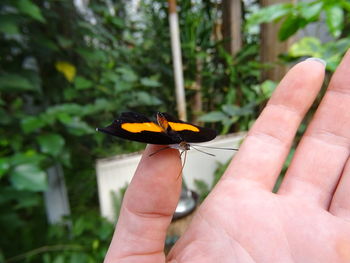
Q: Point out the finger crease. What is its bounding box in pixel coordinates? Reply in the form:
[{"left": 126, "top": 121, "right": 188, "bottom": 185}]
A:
[
  {"left": 305, "top": 130, "right": 350, "bottom": 150},
  {"left": 247, "top": 131, "right": 290, "bottom": 149},
  {"left": 267, "top": 103, "right": 303, "bottom": 120},
  {"left": 125, "top": 205, "right": 174, "bottom": 219},
  {"left": 328, "top": 87, "right": 350, "bottom": 97}
]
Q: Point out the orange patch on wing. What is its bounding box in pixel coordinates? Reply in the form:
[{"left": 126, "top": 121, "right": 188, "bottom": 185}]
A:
[
  {"left": 121, "top": 122, "right": 163, "bottom": 133},
  {"left": 169, "top": 122, "right": 200, "bottom": 132}
]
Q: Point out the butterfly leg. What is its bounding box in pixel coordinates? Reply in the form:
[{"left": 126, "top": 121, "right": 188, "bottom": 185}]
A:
[{"left": 177, "top": 150, "right": 187, "bottom": 179}]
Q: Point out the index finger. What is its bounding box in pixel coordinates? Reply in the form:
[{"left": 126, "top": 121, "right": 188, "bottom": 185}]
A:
[
  {"left": 223, "top": 58, "right": 326, "bottom": 190},
  {"left": 104, "top": 145, "right": 182, "bottom": 262}
]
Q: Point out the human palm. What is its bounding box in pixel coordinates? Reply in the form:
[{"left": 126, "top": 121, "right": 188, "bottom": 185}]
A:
[
  {"left": 169, "top": 182, "right": 350, "bottom": 262},
  {"left": 104, "top": 50, "right": 350, "bottom": 263}
]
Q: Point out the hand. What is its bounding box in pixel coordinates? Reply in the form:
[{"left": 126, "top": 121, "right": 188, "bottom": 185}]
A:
[{"left": 104, "top": 50, "right": 350, "bottom": 263}]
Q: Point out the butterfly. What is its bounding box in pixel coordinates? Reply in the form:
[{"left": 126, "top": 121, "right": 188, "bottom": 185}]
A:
[{"left": 97, "top": 112, "right": 235, "bottom": 156}]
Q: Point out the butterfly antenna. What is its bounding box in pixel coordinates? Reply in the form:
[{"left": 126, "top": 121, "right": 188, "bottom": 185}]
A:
[
  {"left": 177, "top": 150, "right": 187, "bottom": 179},
  {"left": 191, "top": 146, "right": 216, "bottom": 157},
  {"left": 190, "top": 144, "right": 238, "bottom": 151},
  {"left": 149, "top": 146, "right": 171, "bottom": 157}
]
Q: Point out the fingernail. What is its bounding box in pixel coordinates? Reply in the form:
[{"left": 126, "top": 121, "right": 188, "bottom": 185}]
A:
[{"left": 305, "top": 57, "right": 327, "bottom": 67}]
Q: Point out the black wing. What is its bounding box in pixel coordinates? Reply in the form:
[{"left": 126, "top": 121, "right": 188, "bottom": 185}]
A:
[
  {"left": 97, "top": 112, "right": 176, "bottom": 145},
  {"left": 160, "top": 112, "right": 217, "bottom": 143}
]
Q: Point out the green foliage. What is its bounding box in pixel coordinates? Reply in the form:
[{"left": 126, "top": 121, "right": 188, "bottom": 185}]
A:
[
  {"left": 246, "top": 3, "right": 293, "bottom": 29},
  {"left": 247, "top": 0, "right": 349, "bottom": 41},
  {"left": 246, "top": 0, "right": 349, "bottom": 75},
  {"left": 325, "top": 5, "right": 344, "bottom": 38},
  {"left": 289, "top": 37, "right": 350, "bottom": 71},
  {"left": 199, "top": 103, "right": 255, "bottom": 134},
  {"left": 5, "top": 214, "right": 114, "bottom": 263},
  {"left": 16, "top": 0, "right": 46, "bottom": 22},
  {"left": 11, "top": 164, "right": 47, "bottom": 192},
  {"left": 37, "top": 134, "right": 65, "bottom": 157},
  {"left": 199, "top": 80, "right": 276, "bottom": 133},
  {"left": 111, "top": 184, "right": 128, "bottom": 220}
]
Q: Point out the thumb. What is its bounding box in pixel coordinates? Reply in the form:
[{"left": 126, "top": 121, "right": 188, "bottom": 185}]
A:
[{"left": 104, "top": 144, "right": 182, "bottom": 263}]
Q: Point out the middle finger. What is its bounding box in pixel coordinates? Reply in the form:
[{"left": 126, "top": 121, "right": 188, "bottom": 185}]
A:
[{"left": 279, "top": 50, "right": 350, "bottom": 209}]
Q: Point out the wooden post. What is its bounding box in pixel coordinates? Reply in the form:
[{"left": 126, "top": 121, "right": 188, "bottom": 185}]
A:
[
  {"left": 260, "top": 0, "right": 297, "bottom": 81},
  {"left": 222, "top": 0, "right": 242, "bottom": 56},
  {"left": 168, "top": 0, "right": 187, "bottom": 121},
  {"left": 192, "top": 47, "right": 203, "bottom": 124}
]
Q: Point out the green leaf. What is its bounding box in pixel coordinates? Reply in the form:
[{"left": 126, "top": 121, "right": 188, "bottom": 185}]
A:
[
  {"left": 10, "top": 151, "right": 46, "bottom": 167},
  {"left": 65, "top": 118, "right": 94, "bottom": 136},
  {"left": 0, "top": 73, "right": 35, "bottom": 92},
  {"left": 128, "top": 91, "right": 162, "bottom": 106},
  {"left": 140, "top": 77, "right": 161, "bottom": 87},
  {"left": 114, "top": 80, "right": 133, "bottom": 92},
  {"left": 10, "top": 164, "right": 47, "bottom": 192},
  {"left": 222, "top": 117, "right": 237, "bottom": 131},
  {"left": 0, "top": 15, "right": 20, "bottom": 35},
  {"left": 117, "top": 67, "right": 138, "bottom": 82},
  {"left": 21, "top": 116, "right": 46, "bottom": 133},
  {"left": 52, "top": 254, "right": 65, "bottom": 263},
  {"left": 84, "top": 99, "right": 114, "bottom": 114},
  {"left": 59, "top": 149, "right": 71, "bottom": 167},
  {"left": 0, "top": 108, "right": 12, "bottom": 125},
  {"left": 77, "top": 49, "right": 106, "bottom": 64},
  {"left": 0, "top": 188, "right": 40, "bottom": 209},
  {"left": 57, "top": 36, "right": 73, "bottom": 48},
  {"left": 74, "top": 76, "right": 93, "bottom": 90},
  {"left": 221, "top": 104, "right": 239, "bottom": 116},
  {"left": 288, "top": 37, "right": 350, "bottom": 72},
  {"left": 341, "top": 0, "right": 350, "bottom": 12},
  {"left": 57, "top": 112, "right": 73, "bottom": 125},
  {"left": 221, "top": 104, "right": 254, "bottom": 117},
  {"left": 45, "top": 103, "right": 85, "bottom": 119},
  {"left": 261, "top": 80, "right": 277, "bottom": 98},
  {"left": 321, "top": 38, "right": 350, "bottom": 71},
  {"left": 69, "top": 252, "right": 88, "bottom": 263},
  {"left": 14, "top": 193, "right": 41, "bottom": 209},
  {"left": 198, "top": 111, "right": 228, "bottom": 122},
  {"left": 325, "top": 5, "right": 344, "bottom": 38},
  {"left": 103, "top": 71, "right": 119, "bottom": 83},
  {"left": 34, "top": 36, "right": 58, "bottom": 51},
  {"left": 234, "top": 104, "right": 255, "bottom": 116},
  {"left": 110, "top": 17, "right": 125, "bottom": 28},
  {"left": 0, "top": 158, "right": 10, "bottom": 178},
  {"left": 194, "top": 179, "right": 210, "bottom": 202},
  {"left": 246, "top": 3, "right": 292, "bottom": 28},
  {"left": 288, "top": 37, "right": 323, "bottom": 57},
  {"left": 299, "top": 2, "right": 323, "bottom": 20},
  {"left": 17, "top": 0, "right": 46, "bottom": 23},
  {"left": 37, "top": 134, "right": 65, "bottom": 157},
  {"left": 279, "top": 15, "right": 307, "bottom": 41}
]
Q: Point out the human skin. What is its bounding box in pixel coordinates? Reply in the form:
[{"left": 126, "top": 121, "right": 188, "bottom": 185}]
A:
[{"left": 104, "top": 49, "right": 350, "bottom": 263}]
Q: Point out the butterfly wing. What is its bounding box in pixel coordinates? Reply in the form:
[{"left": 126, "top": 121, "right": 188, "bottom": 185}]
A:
[
  {"left": 97, "top": 112, "right": 176, "bottom": 145},
  {"left": 160, "top": 112, "right": 217, "bottom": 143}
]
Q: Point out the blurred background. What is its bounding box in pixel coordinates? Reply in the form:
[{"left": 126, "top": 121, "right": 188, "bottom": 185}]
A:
[{"left": 0, "top": 0, "right": 349, "bottom": 262}]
